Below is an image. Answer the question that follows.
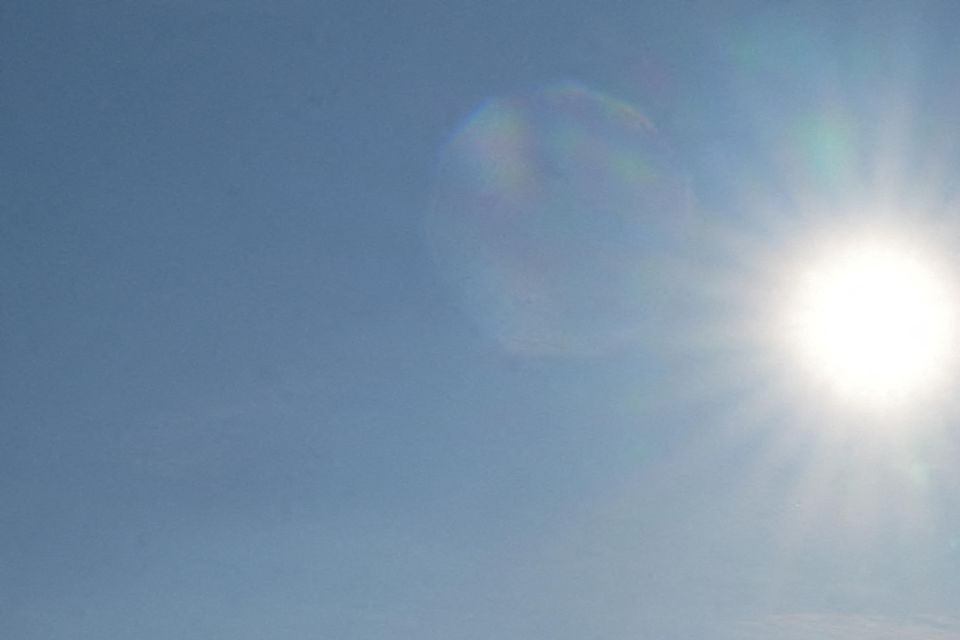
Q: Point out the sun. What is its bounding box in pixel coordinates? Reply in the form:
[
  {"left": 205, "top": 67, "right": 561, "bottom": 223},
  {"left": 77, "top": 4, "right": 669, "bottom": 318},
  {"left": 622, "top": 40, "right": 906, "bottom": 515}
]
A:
[{"left": 785, "top": 233, "right": 958, "bottom": 407}]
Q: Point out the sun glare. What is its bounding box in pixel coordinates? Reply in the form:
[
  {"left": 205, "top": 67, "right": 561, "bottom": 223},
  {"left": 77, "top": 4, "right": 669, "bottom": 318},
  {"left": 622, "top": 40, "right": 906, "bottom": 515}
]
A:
[{"left": 786, "top": 235, "right": 958, "bottom": 407}]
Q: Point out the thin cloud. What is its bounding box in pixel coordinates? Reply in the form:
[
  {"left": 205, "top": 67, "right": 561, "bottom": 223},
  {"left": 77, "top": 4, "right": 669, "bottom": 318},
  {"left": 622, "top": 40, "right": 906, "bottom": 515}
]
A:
[{"left": 737, "top": 613, "right": 960, "bottom": 640}]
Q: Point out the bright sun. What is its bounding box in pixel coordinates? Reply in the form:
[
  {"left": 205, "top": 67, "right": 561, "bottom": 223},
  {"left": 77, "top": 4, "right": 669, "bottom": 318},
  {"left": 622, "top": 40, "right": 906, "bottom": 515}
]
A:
[{"left": 786, "top": 235, "right": 958, "bottom": 407}]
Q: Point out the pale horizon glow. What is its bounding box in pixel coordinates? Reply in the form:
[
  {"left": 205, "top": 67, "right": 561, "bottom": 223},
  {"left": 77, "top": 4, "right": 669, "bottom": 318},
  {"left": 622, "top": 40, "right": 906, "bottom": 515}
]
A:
[{"left": 785, "top": 235, "right": 958, "bottom": 407}]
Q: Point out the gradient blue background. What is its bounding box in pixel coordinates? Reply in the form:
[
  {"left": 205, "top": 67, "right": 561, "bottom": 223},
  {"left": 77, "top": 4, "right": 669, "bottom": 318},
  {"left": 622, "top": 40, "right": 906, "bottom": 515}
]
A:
[{"left": 5, "top": 2, "right": 960, "bottom": 638}]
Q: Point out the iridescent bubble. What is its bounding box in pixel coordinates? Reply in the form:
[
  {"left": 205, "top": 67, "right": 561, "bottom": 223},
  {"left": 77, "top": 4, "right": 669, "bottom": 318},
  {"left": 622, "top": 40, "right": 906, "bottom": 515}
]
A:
[{"left": 426, "top": 82, "right": 690, "bottom": 356}]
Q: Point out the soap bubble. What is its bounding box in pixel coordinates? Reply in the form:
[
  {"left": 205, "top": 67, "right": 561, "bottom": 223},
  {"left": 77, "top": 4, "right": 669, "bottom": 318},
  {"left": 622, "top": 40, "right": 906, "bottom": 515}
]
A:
[{"left": 426, "top": 82, "right": 690, "bottom": 356}]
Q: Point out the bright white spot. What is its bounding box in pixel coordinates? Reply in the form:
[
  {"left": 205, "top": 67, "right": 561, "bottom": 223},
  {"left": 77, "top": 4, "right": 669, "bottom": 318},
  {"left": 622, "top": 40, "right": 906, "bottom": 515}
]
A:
[{"left": 787, "top": 238, "right": 957, "bottom": 406}]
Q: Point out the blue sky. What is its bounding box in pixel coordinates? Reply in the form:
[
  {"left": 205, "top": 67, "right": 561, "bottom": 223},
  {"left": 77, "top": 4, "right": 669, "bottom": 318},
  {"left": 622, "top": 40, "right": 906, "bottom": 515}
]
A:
[{"left": 6, "top": 1, "right": 960, "bottom": 638}]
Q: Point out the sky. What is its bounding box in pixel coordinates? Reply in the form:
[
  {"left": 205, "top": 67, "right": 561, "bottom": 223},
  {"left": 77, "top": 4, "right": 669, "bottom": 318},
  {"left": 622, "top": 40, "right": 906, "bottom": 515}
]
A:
[{"left": 6, "top": 1, "right": 960, "bottom": 638}]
